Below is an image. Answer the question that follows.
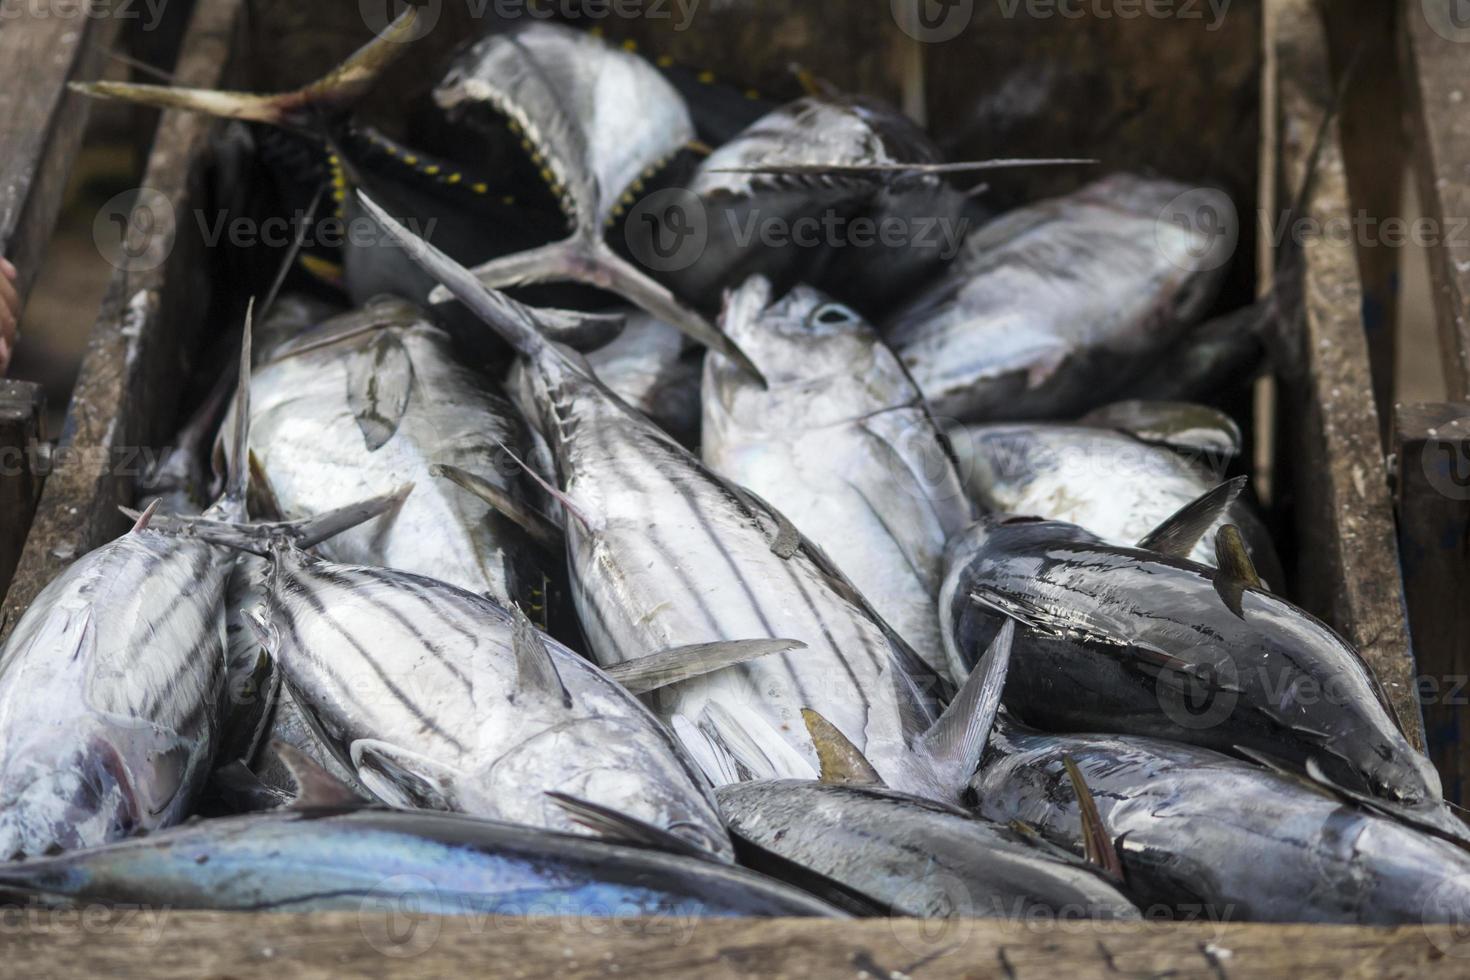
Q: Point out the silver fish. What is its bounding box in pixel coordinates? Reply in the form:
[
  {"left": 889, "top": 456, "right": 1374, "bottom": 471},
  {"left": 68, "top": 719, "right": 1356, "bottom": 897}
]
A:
[
  {"left": 703, "top": 277, "right": 971, "bottom": 680},
  {"left": 248, "top": 547, "right": 740, "bottom": 860},
  {"left": 426, "top": 22, "right": 755, "bottom": 374},
  {"left": 0, "top": 807, "right": 843, "bottom": 917},
  {"left": 720, "top": 779, "right": 1138, "bottom": 920},
  {"left": 365, "top": 196, "right": 992, "bottom": 804},
  {"left": 947, "top": 409, "right": 1282, "bottom": 586},
  {"left": 973, "top": 723, "right": 1470, "bottom": 924},
  {"left": 239, "top": 296, "right": 538, "bottom": 604},
  {"left": 884, "top": 174, "right": 1233, "bottom": 422}
]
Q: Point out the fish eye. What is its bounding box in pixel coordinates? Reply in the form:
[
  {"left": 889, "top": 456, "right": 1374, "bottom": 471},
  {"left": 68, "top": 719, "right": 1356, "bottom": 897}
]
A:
[{"left": 809, "top": 303, "right": 858, "bottom": 327}]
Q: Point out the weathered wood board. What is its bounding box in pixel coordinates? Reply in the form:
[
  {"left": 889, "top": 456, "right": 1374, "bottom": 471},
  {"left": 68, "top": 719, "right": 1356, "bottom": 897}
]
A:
[{"left": 0, "top": 379, "right": 44, "bottom": 602}]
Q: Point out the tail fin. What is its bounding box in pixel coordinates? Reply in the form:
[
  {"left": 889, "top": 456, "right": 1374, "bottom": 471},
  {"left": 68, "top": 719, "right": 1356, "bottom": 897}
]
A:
[
  {"left": 69, "top": 8, "right": 422, "bottom": 132},
  {"left": 123, "top": 485, "right": 412, "bottom": 557},
  {"left": 422, "top": 233, "right": 765, "bottom": 383}
]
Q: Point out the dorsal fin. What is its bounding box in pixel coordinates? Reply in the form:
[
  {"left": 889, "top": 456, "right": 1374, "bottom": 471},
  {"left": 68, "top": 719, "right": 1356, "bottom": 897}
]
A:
[
  {"left": 801, "top": 708, "right": 882, "bottom": 786},
  {"left": 1213, "top": 524, "right": 1264, "bottom": 616},
  {"left": 267, "top": 740, "right": 368, "bottom": 809},
  {"left": 1063, "top": 756, "right": 1125, "bottom": 881},
  {"left": 604, "top": 638, "right": 803, "bottom": 695},
  {"left": 918, "top": 620, "right": 1014, "bottom": 785},
  {"left": 432, "top": 463, "right": 563, "bottom": 552},
  {"left": 510, "top": 604, "right": 572, "bottom": 709},
  {"left": 1135, "top": 477, "right": 1246, "bottom": 559},
  {"left": 131, "top": 498, "right": 161, "bottom": 533}
]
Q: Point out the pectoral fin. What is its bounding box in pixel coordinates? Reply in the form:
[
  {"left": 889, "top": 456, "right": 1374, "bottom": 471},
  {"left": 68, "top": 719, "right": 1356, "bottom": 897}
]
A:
[
  {"left": 346, "top": 330, "right": 414, "bottom": 451},
  {"left": 1063, "top": 756, "right": 1124, "bottom": 881},
  {"left": 350, "top": 738, "right": 464, "bottom": 812},
  {"left": 545, "top": 792, "right": 717, "bottom": 861},
  {"left": 603, "top": 638, "right": 804, "bottom": 695}
]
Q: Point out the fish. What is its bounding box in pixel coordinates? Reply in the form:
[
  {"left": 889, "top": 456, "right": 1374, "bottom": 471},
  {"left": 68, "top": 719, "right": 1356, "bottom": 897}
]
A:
[
  {"left": 972, "top": 722, "right": 1470, "bottom": 924},
  {"left": 0, "top": 314, "right": 396, "bottom": 857},
  {"left": 703, "top": 276, "right": 971, "bottom": 679},
  {"left": 234, "top": 295, "right": 544, "bottom": 605},
  {"left": 940, "top": 497, "right": 1461, "bottom": 841},
  {"left": 363, "top": 194, "right": 994, "bottom": 804},
  {"left": 0, "top": 807, "right": 844, "bottom": 917},
  {"left": 653, "top": 93, "right": 970, "bottom": 313},
  {"left": 883, "top": 174, "right": 1234, "bottom": 422},
  {"left": 510, "top": 308, "right": 702, "bottom": 448},
  {"left": 946, "top": 402, "right": 1282, "bottom": 585},
  {"left": 720, "top": 780, "right": 1138, "bottom": 921},
  {"left": 424, "top": 22, "right": 758, "bottom": 375},
  {"left": 237, "top": 543, "right": 801, "bottom": 860}
]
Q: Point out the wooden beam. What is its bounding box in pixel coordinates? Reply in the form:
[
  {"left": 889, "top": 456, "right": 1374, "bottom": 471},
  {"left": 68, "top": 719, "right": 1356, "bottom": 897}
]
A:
[
  {"left": 0, "top": 379, "right": 44, "bottom": 604},
  {"left": 1267, "top": 0, "right": 1421, "bottom": 745},
  {"left": 1395, "top": 402, "right": 1470, "bottom": 804},
  {"left": 1403, "top": 0, "right": 1470, "bottom": 399},
  {"left": 0, "top": 0, "right": 246, "bottom": 642},
  {"left": 0, "top": 6, "right": 123, "bottom": 307},
  {"left": 2, "top": 911, "right": 1468, "bottom": 978}
]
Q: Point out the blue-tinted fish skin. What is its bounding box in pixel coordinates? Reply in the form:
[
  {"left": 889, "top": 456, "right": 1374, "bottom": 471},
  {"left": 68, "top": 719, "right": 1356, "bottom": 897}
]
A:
[{"left": 0, "top": 809, "right": 842, "bottom": 918}]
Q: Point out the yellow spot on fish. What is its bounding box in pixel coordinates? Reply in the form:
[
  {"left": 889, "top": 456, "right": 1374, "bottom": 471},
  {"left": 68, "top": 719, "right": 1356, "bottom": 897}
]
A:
[
  {"left": 502, "top": 195, "right": 516, "bottom": 206},
  {"left": 745, "top": 88, "right": 761, "bottom": 100},
  {"left": 589, "top": 25, "right": 604, "bottom": 37},
  {"left": 299, "top": 254, "right": 344, "bottom": 283},
  {"left": 621, "top": 39, "right": 637, "bottom": 51},
  {"left": 403, "top": 155, "right": 418, "bottom": 165},
  {"left": 656, "top": 55, "right": 674, "bottom": 68},
  {"left": 445, "top": 172, "right": 461, "bottom": 184},
  {"left": 539, "top": 167, "right": 554, "bottom": 184},
  {"left": 697, "top": 70, "right": 715, "bottom": 84},
  {"left": 423, "top": 164, "right": 441, "bottom": 176},
  {"left": 471, "top": 182, "right": 488, "bottom": 194}
]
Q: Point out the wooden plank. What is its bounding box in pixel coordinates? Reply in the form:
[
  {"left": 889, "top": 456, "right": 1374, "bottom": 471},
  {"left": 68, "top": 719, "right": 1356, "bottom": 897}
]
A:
[
  {"left": 0, "top": 379, "right": 44, "bottom": 604},
  {"left": 1403, "top": 0, "right": 1470, "bottom": 399},
  {"left": 0, "top": 5, "right": 123, "bottom": 309},
  {"left": 1266, "top": 0, "right": 1421, "bottom": 745},
  {"left": 2, "top": 912, "right": 1467, "bottom": 978},
  {"left": 1395, "top": 402, "right": 1470, "bottom": 804},
  {"left": 0, "top": 0, "right": 247, "bottom": 642},
  {"left": 1324, "top": 0, "right": 1404, "bottom": 443}
]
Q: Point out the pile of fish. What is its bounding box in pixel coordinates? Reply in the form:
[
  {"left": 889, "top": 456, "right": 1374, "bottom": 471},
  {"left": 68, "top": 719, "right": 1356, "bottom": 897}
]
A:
[{"left": 0, "top": 10, "right": 1456, "bottom": 927}]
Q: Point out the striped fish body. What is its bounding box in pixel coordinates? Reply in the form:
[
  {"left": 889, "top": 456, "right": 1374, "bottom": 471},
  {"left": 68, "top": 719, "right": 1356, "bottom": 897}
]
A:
[
  {"left": 217, "top": 554, "right": 277, "bottom": 765},
  {"left": 703, "top": 280, "right": 970, "bottom": 681},
  {"left": 973, "top": 726, "right": 1470, "bottom": 924},
  {"left": 434, "top": 22, "right": 694, "bottom": 231},
  {"left": 0, "top": 531, "right": 227, "bottom": 857},
  {"left": 947, "top": 422, "right": 1282, "bottom": 586},
  {"left": 257, "top": 551, "right": 732, "bottom": 859},
  {"left": 520, "top": 351, "right": 952, "bottom": 799},
  {"left": 0, "top": 808, "right": 840, "bottom": 917},
  {"left": 884, "top": 174, "right": 1232, "bottom": 422},
  {"left": 244, "top": 298, "right": 538, "bottom": 605},
  {"left": 663, "top": 94, "right": 961, "bottom": 308}
]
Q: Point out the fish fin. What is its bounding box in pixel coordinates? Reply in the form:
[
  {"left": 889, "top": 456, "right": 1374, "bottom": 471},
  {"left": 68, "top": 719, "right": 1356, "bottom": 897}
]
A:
[
  {"left": 218, "top": 298, "right": 255, "bottom": 516},
  {"left": 431, "top": 462, "right": 564, "bottom": 553},
  {"left": 530, "top": 307, "right": 627, "bottom": 352},
  {"left": 726, "top": 483, "right": 804, "bottom": 561},
  {"left": 707, "top": 157, "right": 1096, "bottom": 179},
  {"left": 131, "top": 497, "right": 161, "bottom": 532},
  {"left": 698, "top": 702, "right": 814, "bottom": 782},
  {"left": 1063, "top": 756, "right": 1125, "bottom": 881},
  {"left": 801, "top": 708, "right": 883, "bottom": 787},
  {"left": 919, "top": 621, "right": 1013, "bottom": 785},
  {"left": 603, "top": 639, "right": 804, "bottom": 696},
  {"left": 1080, "top": 400, "right": 1243, "bottom": 461},
  {"left": 69, "top": 8, "right": 421, "bottom": 131},
  {"left": 1212, "top": 524, "right": 1263, "bottom": 616},
  {"left": 1025, "top": 344, "right": 1070, "bottom": 390},
  {"left": 672, "top": 714, "right": 742, "bottom": 786},
  {"left": 488, "top": 437, "right": 598, "bottom": 534},
  {"left": 263, "top": 740, "right": 369, "bottom": 809},
  {"left": 426, "top": 234, "right": 766, "bottom": 385},
  {"left": 544, "top": 792, "right": 716, "bottom": 861},
  {"left": 1134, "top": 477, "right": 1246, "bottom": 558},
  {"left": 212, "top": 760, "right": 296, "bottom": 813},
  {"left": 345, "top": 329, "right": 414, "bottom": 451},
  {"left": 350, "top": 738, "right": 462, "bottom": 811},
  {"left": 1007, "top": 819, "right": 1094, "bottom": 866},
  {"left": 509, "top": 604, "right": 573, "bottom": 709},
  {"left": 126, "top": 485, "right": 412, "bottom": 556},
  {"left": 729, "top": 831, "right": 898, "bottom": 918}
]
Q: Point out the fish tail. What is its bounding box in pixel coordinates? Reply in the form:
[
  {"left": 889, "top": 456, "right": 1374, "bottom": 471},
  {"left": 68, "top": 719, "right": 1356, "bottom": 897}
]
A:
[{"left": 69, "top": 8, "right": 421, "bottom": 131}]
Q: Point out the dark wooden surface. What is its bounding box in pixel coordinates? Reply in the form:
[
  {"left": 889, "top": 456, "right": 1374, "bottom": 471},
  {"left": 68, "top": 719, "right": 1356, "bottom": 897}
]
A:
[
  {"left": 1403, "top": 0, "right": 1470, "bottom": 399},
  {"left": 1266, "top": 0, "right": 1421, "bottom": 744},
  {"left": 0, "top": 379, "right": 44, "bottom": 605},
  {"left": 0, "top": 7, "right": 123, "bottom": 304},
  {"left": 0, "top": 0, "right": 245, "bottom": 643},
  {"left": 4, "top": 911, "right": 1470, "bottom": 978},
  {"left": 1395, "top": 402, "right": 1470, "bottom": 804}
]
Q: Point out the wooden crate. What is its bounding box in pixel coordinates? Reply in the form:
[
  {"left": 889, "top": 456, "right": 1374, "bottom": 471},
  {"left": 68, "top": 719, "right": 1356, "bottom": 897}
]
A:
[{"left": 0, "top": 0, "right": 1454, "bottom": 968}]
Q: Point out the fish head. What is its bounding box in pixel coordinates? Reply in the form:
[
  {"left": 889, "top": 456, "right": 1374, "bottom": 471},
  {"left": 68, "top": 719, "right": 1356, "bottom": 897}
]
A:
[
  {"left": 0, "top": 740, "right": 139, "bottom": 860},
  {"left": 945, "top": 424, "right": 1053, "bottom": 510}
]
